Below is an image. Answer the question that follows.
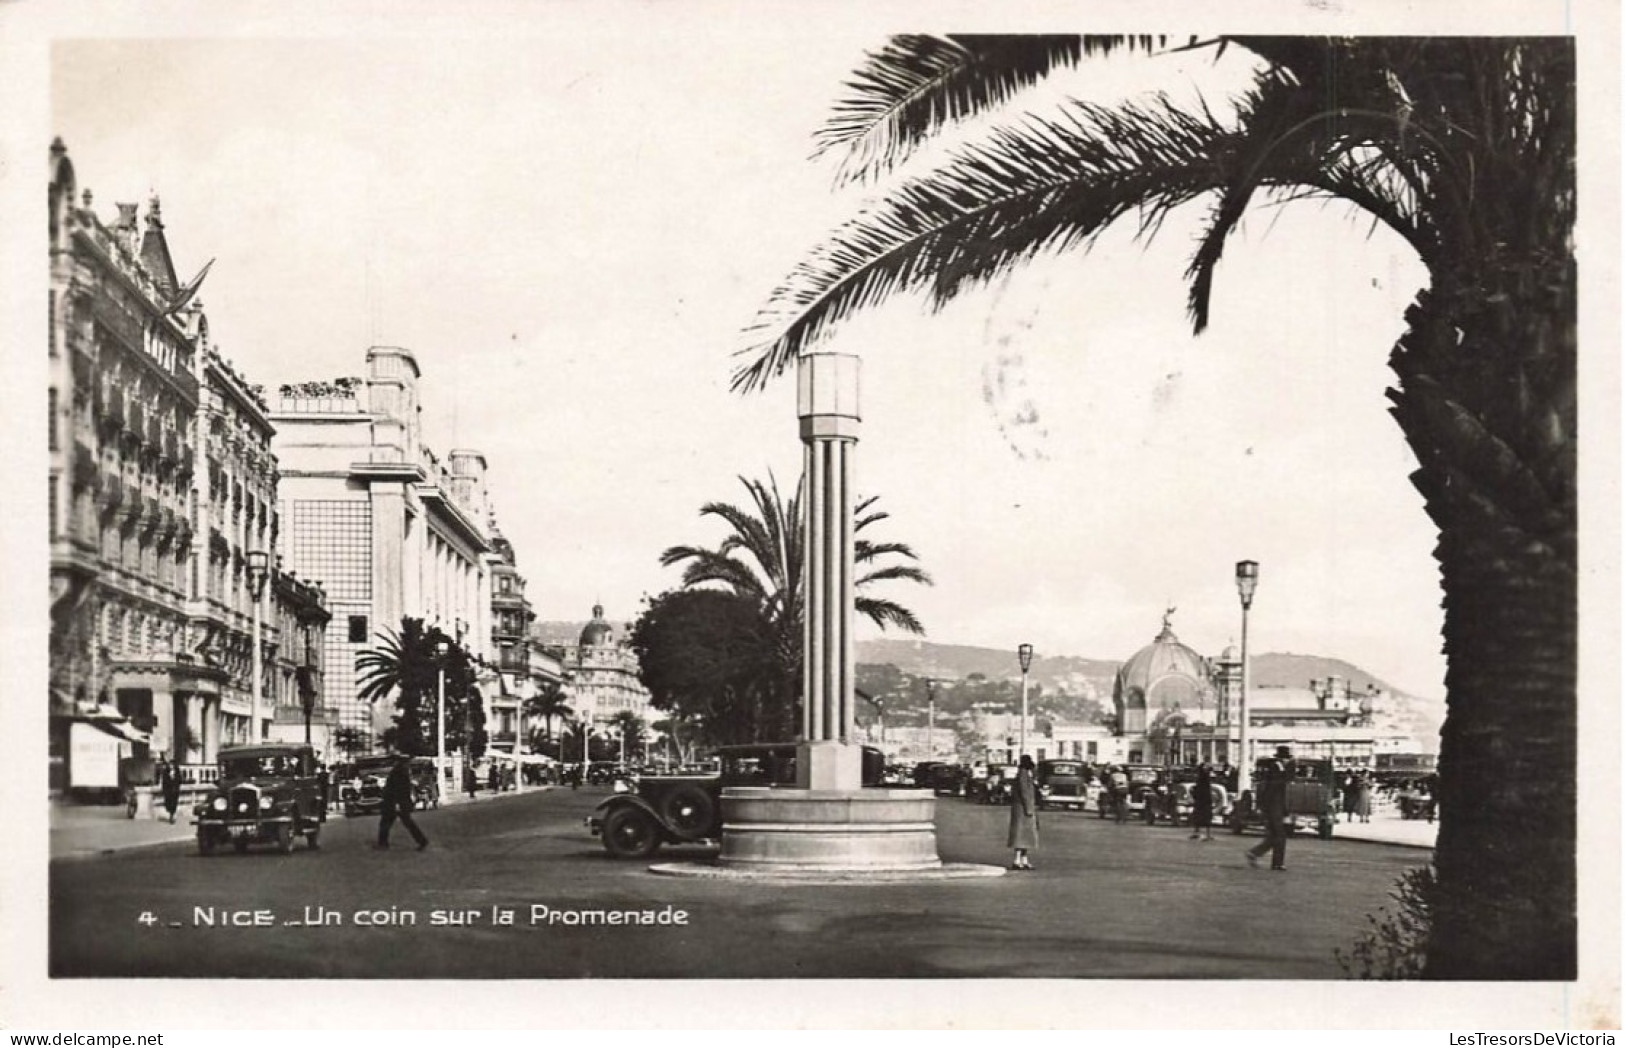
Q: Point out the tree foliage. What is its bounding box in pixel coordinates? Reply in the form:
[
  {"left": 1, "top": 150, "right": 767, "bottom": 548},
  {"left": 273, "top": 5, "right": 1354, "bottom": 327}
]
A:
[
  {"left": 355, "top": 617, "right": 487, "bottom": 759},
  {"left": 649, "top": 475, "right": 934, "bottom": 747},
  {"left": 630, "top": 588, "right": 790, "bottom": 748}
]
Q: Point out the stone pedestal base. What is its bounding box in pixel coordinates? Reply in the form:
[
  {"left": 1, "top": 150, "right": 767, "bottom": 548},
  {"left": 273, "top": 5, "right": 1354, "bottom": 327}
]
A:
[
  {"left": 795, "top": 740, "right": 864, "bottom": 790},
  {"left": 718, "top": 787, "right": 941, "bottom": 870}
]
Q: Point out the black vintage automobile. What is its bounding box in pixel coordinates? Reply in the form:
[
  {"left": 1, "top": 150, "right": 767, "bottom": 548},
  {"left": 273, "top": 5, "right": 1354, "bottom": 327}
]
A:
[
  {"left": 587, "top": 743, "right": 885, "bottom": 859},
  {"left": 926, "top": 762, "right": 971, "bottom": 797},
  {"left": 193, "top": 743, "right": 326, "bottom": 855},
  {"left": 1036, "top": 759, "right": 1091, "bottom": 811},
  {"left": 966, "top": 763, "right": 1018, "bottom": 804},
  {"left": 1227, "top": 757, "right": 1338, "bottom": 839},
  {"left": 340, "top": 755, "right": 439, "bottom": 816}
]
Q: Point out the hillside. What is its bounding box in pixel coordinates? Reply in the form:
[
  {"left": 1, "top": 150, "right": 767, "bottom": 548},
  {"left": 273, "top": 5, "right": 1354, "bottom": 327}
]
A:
[{"left": 530, "top": 624, "right": 1442, "bottom": 748}]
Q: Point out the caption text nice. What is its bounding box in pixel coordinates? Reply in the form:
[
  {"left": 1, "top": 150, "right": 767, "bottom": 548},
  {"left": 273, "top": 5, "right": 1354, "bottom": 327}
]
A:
[{"left": 189, "top": 905, "right": 691, "bottom": 928}]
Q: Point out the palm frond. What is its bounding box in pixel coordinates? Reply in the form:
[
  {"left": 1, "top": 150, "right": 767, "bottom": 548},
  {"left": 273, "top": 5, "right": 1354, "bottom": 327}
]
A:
[
  {"left": 856, "top": 596, "right": 927, "bottom": 635},
  {"left": 818, "top": 34, "right": 1177, "bottom": 186},
  {"left": 736, "top": 95, "right": 1240, "bottom": 392},
  {"left": 856, "top": 563, "right": 934, "bottom": 588}
]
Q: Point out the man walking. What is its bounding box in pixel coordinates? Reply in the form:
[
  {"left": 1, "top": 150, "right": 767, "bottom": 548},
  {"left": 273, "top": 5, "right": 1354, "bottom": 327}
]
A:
[
  {"left": 1245, "top": 745, "right": 1294, "bottom": 871},
  {"left": 375, "top": 753, "right": 429, "bottom": 851}
]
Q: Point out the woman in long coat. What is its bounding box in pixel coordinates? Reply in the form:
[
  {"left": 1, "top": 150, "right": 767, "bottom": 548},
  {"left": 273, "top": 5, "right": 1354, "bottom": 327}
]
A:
[
  {"left": 1189, "top": 762, "right": 1215, "bottom": 841},
  {"left": 1007, "top": 754, "right": 1039, "bottom": 870}
]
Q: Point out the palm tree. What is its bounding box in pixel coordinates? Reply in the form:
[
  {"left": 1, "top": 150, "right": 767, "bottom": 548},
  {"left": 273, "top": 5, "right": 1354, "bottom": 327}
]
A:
[
  {"left": 662, "top": 473, "right": 933, "bottom": 633},
  {"left": 523, "top": 680, "right": 573, "bottom": 750},
  {"left": 355, "top": 617, "right": 485, "bottom": 758},
  {"left": 660, "top": 473, "right": 934, "bottom": 737},
  {"left": 734, "top": 36, "right": 1574, "bottom": 980}
]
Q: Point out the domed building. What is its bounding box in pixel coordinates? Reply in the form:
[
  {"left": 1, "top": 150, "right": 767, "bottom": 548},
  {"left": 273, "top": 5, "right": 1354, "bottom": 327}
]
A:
[
  {"left": 1112, "top": 610, "right": 1218, "bottom": 736},
  {"left": 1108, "top": 607, "right": 1386, "bottom": 770},
  {"left": 561, "top": 603, "right": 653, "bottom": 735}
]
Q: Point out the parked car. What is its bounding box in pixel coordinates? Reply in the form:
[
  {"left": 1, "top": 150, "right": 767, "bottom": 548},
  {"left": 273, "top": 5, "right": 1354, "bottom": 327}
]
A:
[
  {"left": 926, "top": 763, "right": 971, "bottom": 797},
  {"left": 1227, "top": 757, "right": 1339, "bottom": 839},
  {"left": 340, "top": 755, "right": 439, "bottom": 815},
  {"left": 1036, "top": 760, "right": 1091, "bottom": 811},
  {"left": 193, "top": 743, "right": 326, "bottom": 855},
  {"left": 966, "top": 763, "right": 1017, "bottom": 804},
  {"left": 587, "top": 743, "right": 885, "bottom": 859}
]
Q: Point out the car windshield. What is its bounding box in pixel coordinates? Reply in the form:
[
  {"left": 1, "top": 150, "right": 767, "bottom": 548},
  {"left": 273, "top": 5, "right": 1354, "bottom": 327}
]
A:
[
  {"left": 1044, "top": 763, "right": 1082, "bottom": 775},
  {"left": 222, "top": 754, "right": 300, "bottom": 779}
]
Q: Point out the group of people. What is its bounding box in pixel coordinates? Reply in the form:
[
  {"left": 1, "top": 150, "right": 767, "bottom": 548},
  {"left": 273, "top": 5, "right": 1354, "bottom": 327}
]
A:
[
  {"left": 1003, "top": 745, "right": 1310, "bottom": 874},
  {"left": 462, "top": 760, "right": 519, "bottom": 799}
]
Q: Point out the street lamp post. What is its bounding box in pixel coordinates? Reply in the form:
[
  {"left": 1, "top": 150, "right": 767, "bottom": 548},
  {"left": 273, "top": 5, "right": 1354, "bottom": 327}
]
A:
[
  {"left": 246, "top": 550, "right": 270, "bottom": 743},
  {"left": 926, "top": 679, "right": 938, "bottom": 759},
  {"left": 1235, "top": 560, "right": 1259, "bottom": 795},
  {"left": 434, "top": 639, "right": 449, "bottom": 795},
  {"left": 1017, "top": 644, "right": 1034, "bottom": 760}
]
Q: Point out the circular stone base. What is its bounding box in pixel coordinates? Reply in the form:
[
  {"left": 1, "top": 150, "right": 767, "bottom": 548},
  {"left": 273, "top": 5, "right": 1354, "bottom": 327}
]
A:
[
  {"left": 649, "top": 861, "right": 1006, "bottom": 884},
  {"left": 718, "top": 787, "right": 943, "bottom": 869}
]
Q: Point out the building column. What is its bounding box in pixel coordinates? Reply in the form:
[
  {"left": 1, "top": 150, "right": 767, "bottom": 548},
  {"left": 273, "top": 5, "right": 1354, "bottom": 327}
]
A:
[{"left": 796, "top": 352, "right": 863, "bottom": 790}]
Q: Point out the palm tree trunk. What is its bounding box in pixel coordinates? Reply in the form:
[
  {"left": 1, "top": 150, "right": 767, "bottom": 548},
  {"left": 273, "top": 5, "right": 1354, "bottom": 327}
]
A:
[{"left": 1388, "top": 266, "right": 1576, "bottom": 978}]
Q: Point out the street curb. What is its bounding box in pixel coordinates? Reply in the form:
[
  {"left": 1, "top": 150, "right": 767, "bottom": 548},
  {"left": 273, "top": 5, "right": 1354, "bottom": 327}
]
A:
[{"left": 648, "top": 860, "right": 1007, "bottom": 883}]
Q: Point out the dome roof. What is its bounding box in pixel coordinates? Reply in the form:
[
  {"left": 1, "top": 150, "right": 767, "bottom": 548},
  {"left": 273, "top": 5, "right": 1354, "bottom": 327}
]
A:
[
  {"left": 579, "top": 603, "right": 614, "bottom": 647},
  {"left": 1113, "top": 611, "right": 1215, "bottom": 715}
]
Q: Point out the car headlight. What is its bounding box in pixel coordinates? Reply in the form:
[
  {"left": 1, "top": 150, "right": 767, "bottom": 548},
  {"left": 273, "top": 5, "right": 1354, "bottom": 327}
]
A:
[
  {"left": 211, "top": 796, "right": 227, "bottom": 812},
  {"left": 259, "top": 795, "right": 275, "bottom": 811}
]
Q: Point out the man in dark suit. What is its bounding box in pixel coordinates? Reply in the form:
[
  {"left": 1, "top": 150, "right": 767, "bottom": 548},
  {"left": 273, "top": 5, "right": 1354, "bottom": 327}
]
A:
[
  {"left": 375, "top": 753, "right": 429, "bottom": 851},
  {"left": 1245, "top": 745, "right": 1294, "bottom": 871}
]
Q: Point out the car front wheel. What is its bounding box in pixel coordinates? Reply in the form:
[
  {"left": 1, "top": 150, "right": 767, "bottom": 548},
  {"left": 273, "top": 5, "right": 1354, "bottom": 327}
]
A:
[
  {"left": 276, "top": 822, "right": 295, "bottom": 854},
  {"left": 602, "top": 808, "right": 661, "bottom": 859}
]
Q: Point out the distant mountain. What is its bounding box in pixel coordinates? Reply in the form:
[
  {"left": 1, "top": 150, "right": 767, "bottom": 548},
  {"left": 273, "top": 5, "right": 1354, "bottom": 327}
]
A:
[{"left": 533, "top": 624, "right": 1442, "bottom": 749}]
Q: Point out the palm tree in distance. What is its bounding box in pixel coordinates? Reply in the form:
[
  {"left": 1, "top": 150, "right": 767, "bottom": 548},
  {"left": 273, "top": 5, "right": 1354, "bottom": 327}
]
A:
[
  {"left": 733, "top": 36, "right": 1575, "bottom": 980},
  {"left": 661, "top": 473, "right": 932, "bottom": 636},
  {"left": 660, "top": 473, "right": 933, "bottom": 741},
  {"left": 356, "top": 617, "right": 485, "bottom": 759},
  {"left": 523, "top": 679, "right": 573, "bottom": 753}
]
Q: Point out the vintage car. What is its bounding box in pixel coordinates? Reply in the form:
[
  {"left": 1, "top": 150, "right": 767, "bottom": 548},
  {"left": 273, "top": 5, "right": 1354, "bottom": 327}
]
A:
[
  {"left": 1227, "top": 757, "right": 1338, "bottom": 839},
  {"left": 926, "top": 763, "right": 971, "bottom": 798},
  {"left": 193, "top": 743, "right": 326, "bottom": 855},
  {"left": 340, "top": 755, "right": 439, "bottom": 815},
  {"left": 1036, "top": 760, "right": 1091, "bottom": 811},
  {"left": 966, "top": 763, "right": 1018, "bottom": 805},
  {"left": 587, "top": 743, "right": 884, "bottom": 859}
]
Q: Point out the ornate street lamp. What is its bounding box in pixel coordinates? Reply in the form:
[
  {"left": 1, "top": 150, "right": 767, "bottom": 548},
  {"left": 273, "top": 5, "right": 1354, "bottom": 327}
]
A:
[
  {"left": 1017, "top": 643, "right": 1034, "bottom": 760},
  {"left": 1235, "top": 560, "right": 1259, "bottom": 795},
  {"left": 245, "top": 549, "right": 270, "bottom": 743}
]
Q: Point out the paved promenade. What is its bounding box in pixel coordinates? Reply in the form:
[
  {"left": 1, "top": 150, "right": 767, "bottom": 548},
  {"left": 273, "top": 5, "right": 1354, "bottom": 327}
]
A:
[{"left": 50, "top": 789, "right": 1438, "bottom": 860}]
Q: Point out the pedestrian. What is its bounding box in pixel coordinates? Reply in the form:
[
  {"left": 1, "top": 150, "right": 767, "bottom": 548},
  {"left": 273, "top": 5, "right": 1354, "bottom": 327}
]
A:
[
  {"left": 463, "top": 762, "right": 478, "bottom": 799},
  {"left": 1245, "top": 745, "right": 1293, "bottom": 871},
  {"left": 159, "top": 758, "right": 182, "bottom": 824},
  {"left": 488, "top": 762, "right": 501, "bottom": 794},
  {"left": 1108, "top": 764, "right": 1130, "bottom": 822},
  {"left": 1355, "top": 771, "right": 1373, "bottom": 823},
  {"left": 375, "top": 753, "right": 429, "bottom": 851},
  {"left": 1189, "top": 761, "right": 1216, "bottom": 841},
  {"left": 1007, "top": 754, "right": 1039, "bottom": 870}
]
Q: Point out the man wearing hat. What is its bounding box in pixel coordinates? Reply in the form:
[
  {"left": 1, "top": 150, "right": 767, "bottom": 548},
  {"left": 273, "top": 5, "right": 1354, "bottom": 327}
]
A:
[
  {"left": 375, "top": 752, "right": 429, "bottom": 851},
  {"left": 1245, "top": 745, "right": 1295, "bottom": 871}
]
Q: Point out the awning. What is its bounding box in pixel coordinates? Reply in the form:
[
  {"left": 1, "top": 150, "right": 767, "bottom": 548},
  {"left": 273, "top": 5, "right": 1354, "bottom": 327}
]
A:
[{"left": 81, "top": 717, "right": 150, "bottom": 745}]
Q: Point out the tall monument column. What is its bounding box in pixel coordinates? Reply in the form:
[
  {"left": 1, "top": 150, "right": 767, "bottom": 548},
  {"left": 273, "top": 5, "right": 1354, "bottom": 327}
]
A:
[{"left": 795, "top": 352, "right": 865, "bottom": 790}]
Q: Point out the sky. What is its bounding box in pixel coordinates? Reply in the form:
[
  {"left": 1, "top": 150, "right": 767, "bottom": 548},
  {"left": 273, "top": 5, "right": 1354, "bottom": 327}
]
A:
[{"left": 48, "top": 18, "right": 1450, "bottom": 697}]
